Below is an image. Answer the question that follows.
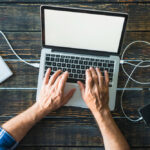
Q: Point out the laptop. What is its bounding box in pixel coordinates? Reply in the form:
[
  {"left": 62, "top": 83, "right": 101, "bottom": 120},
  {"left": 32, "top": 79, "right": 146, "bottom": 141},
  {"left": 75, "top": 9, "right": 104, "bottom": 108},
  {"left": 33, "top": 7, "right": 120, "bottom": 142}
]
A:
[{"left": 36, "top": 5, "right": 128, "bottom": 110}]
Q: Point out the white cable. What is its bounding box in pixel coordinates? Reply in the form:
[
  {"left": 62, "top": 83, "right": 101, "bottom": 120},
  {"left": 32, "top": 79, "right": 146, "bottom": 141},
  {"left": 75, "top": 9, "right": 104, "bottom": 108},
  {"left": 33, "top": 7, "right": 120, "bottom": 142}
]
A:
[
  {"left": 123, "top": 61, "right": 150, "bottom": 68},
  {"left": 121, "top": 60, "right": 150, "bottom": 122},
  {"left": 0, "top": 31, "right": 39, "bottom": 68},
  {"left": 121, "top": 41, "right": 150, "bottom": 85},
  {"left": 120, "top": 40, "right": 150, "bottom": 122}
]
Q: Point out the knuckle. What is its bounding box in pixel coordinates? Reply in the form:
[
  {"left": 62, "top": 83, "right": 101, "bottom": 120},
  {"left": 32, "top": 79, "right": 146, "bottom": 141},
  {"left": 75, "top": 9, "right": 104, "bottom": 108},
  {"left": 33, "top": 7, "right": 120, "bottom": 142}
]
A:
[
  {"left": 93, "top": 75, "right": 98, "bottom": 80},
  {"left": 88, "top": 77, "right": 92, "bottom": 82}
]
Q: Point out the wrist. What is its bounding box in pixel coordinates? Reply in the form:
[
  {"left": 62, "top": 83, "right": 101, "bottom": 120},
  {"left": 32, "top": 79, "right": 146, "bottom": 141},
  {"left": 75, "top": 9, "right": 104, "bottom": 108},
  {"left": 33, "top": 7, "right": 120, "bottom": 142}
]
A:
[
  {"left": 92, "top": 107, "right": 112, "bottom": 123},
  {"left": 31, "top": 103, "right": 48, "bottom": 122}
]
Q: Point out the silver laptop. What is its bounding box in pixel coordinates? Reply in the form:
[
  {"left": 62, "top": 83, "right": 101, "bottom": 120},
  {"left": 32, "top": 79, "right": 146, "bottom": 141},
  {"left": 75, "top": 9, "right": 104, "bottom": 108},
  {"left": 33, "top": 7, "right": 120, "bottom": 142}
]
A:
[{"left": 37, "top": 5, "right": 128, "bottom": 111}]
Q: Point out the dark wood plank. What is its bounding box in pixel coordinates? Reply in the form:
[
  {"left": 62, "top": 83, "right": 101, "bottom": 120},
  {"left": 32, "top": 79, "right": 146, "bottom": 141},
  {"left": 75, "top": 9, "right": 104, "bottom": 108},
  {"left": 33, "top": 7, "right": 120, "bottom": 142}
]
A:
[
  {"left": 1, "top": 32, "right": 150, "bottom": 60},
  {"left": 0, "top": 90, "right": 149, "bottom": 118},
  {"left": 0, "top": 118, "right": 149, "bottom": 147},
  {"left": 0, "top": 3, "right": 150, "bottom": 31},
  {"left": 16, "top": 147, "right": 150, "bottom": 150},
  {"left": 15, "top": 146, "right": 150, "bottom": 150},
  {"left": 16, "top": 146, "right": 104, "bottom": 150},
  {"left": 0, "top": 0, "right": 150, "bottom": 3}
]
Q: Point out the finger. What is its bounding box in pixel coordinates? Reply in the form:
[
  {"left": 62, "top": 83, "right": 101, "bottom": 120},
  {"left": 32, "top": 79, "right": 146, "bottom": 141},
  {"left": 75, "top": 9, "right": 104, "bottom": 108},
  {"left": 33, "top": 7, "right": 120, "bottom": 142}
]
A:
[
  {"left": 48, "top": 70, "right": 62, "bottom": 86},
  {"left": 62, "top": 88, "right": 76, "bottom": 106},
  {"left": 77, "top": 81, "right": 85, "bottom": 97},
  {"left": 58, "top": 71, "right": 69, "bottom": 91},
  {"left": 43, "top": 68, "right": 51, "bottom": 84},
  {"left": 104, "top": 70, "right": 109, "bottom": 87},
  {"left": 90, "top": 67, "right": 99, "bottom": 86},
  {"left": 54, "top": 74, "right": 63, "bottom": 87},
  {"left": 96, "top": 68, "right": 104, "bottom": 88},
  {"left": 86, "top": 69, "right": 93, "bottom": 89}
]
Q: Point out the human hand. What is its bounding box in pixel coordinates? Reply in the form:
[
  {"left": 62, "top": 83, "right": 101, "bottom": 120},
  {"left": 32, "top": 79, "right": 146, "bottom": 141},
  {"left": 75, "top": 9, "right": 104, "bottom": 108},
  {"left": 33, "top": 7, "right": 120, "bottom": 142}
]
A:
[
  {"left": 77, "top": 67, "right": 110, "bottom": 115},
  {"left": 36, "top": 68, "right": 76, "bottom": 115}
]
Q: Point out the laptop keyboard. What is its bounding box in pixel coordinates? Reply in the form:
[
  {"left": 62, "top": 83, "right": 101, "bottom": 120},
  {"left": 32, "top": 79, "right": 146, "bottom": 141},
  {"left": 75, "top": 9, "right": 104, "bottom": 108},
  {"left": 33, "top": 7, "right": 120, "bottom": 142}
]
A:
[{"left": 44, "top": 53, "right": 114, "bottom": 86}]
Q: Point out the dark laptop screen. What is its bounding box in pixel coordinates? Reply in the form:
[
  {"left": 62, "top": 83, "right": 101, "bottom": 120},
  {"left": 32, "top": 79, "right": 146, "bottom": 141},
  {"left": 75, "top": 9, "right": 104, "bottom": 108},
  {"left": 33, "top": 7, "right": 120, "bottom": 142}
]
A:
[{"left": 42, "top": 6, "right": 128, "bottom": 54}]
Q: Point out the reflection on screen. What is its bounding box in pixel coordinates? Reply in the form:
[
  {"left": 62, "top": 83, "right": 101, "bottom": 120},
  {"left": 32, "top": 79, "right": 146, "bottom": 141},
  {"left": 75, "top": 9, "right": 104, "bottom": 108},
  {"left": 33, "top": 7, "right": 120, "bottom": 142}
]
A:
[{"left": 44, "top": 9, "right": 125, "bottom": 53}]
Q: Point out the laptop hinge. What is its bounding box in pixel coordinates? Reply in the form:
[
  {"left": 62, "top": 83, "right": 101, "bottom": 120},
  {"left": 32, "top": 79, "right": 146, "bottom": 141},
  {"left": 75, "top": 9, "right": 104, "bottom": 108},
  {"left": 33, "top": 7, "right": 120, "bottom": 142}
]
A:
[{"left": 50, "top": 47, "right": 119, "bottom": 57}]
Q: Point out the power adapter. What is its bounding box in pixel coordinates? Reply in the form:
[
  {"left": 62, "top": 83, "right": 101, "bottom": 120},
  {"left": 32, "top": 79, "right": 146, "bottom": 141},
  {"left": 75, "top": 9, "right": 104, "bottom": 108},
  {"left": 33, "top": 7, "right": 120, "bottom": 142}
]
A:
[
  {"left": 138, "top": 103, "right": 150, "bottom": 126},
  {"left": 0, "top": 56, "right": 13, "bottom": 83}
]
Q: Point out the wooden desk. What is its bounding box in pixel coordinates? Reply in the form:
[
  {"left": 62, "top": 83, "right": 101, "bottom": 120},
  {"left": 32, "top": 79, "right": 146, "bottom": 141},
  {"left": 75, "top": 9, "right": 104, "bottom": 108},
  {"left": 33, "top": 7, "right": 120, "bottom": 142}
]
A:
[{"left": 0, "top": 0, "right": 150, "bottom": 149}]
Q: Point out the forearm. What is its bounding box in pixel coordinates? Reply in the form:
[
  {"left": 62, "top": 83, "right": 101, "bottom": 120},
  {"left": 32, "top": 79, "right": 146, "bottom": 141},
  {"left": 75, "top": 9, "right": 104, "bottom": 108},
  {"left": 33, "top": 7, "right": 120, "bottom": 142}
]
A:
[
  {"left": 2, "top": 103, "right": 46, "bottom": 142},
  {"left": 94, "top": 109, "right": 130, "bottom": 150}
]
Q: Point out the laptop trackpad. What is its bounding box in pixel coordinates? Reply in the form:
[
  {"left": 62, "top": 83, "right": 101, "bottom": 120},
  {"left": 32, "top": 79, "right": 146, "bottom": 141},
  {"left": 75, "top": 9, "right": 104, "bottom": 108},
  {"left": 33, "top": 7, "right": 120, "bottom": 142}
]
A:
[
  {"left": 64, "top": 83, "right": 88, "bottom": 108},
  {"left": 64, "top": 82, "right": 114, "bottom": 110}
]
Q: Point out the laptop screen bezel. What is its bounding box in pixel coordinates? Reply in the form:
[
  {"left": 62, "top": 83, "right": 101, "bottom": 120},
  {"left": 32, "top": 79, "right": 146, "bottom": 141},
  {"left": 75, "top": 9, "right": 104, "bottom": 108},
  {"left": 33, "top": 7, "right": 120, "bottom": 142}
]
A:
[{"left": 41, "top": 5, "right": 128, "bottom": 56}]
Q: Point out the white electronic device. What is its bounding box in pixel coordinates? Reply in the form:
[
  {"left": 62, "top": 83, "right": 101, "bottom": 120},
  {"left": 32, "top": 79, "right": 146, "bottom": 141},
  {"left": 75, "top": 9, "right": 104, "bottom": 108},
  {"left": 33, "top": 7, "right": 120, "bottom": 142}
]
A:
[{"left": 0, "top": 56, "right": 13, "bottom": 83}]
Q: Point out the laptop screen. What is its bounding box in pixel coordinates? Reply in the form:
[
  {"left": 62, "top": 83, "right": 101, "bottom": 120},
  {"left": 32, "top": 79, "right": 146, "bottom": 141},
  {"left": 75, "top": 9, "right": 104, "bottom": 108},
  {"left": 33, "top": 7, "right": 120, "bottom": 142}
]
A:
[{"left": 43, "top": 7, "right": 127, "bottom": 54}]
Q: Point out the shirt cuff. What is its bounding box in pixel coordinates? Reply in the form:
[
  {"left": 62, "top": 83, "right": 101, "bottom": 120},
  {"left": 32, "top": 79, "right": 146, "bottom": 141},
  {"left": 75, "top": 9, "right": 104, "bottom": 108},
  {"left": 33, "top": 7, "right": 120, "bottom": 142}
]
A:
[{"left": 0, "top": 127, "right": 18, "bottom": 150}]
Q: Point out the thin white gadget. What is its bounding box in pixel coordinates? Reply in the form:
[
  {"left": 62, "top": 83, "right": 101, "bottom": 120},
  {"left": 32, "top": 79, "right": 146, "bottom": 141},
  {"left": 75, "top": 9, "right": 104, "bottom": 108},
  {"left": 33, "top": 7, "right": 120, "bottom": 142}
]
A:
[
  {"left": 36, "top": 5, "right": 128, "bottom": 111},
  {"left": 0, "top": 56, "right": 13, "bottom": 83}
]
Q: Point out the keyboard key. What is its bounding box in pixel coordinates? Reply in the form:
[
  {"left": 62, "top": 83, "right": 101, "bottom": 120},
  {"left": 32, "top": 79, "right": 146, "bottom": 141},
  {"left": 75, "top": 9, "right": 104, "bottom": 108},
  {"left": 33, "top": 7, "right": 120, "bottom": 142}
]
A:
[
  {"left": 60, "top": 58, "right": 64, "bottom": 62},
  {"left": 67, "top": 78, "right": 84, "bottom": 83},
  {"left": 67, "top": 64, "right": 71, "bottom": 68},
  {"left": 56, "top": 55, "right": 60, "bottom": 57},
  {"left": 74, "top": 74, "right": 78, "bottom": 78},
  {"left": 79, "top": 60, "right": 83, "bottom": 64},
  {"left": 84, "top": 61, "right": 88, "bottom": 65},
  {"left": 98, "top": 63, "right": 102, "bottom": 66},
  {"left": 46, "top": 62, "right": 51, "bottom": 66},
  {"left": 71, "top": 56, "right": 75, "bottom": 59},
  {"left": 79, "top": 74, "right": 83, "bottom": 78},
  {"left": 50, "top": 58, "right": 54, "bottom": 61},
  {"left": 65, "top": 59, "right": 69, "bottom": 63},
  {"left": 69, "top": 74, "right": 73, "bottom": 78},
  {"left": 86, "top": 66, "right": 89, "bottom": 69},
  {"left": 57, "top": 63, "right": 61, "bottom": 67},
  {"left": 46, "top": 57, "right": 49, "bottom": 61},
  {"left": 110, "top": 68, "right": 113, "bottom": 72},
  {"left": 89, "top": 62, "right": 92, "bottom": 65},
  {"left": 62, "top": 63, "right": 66, "bottom": 67},
  {"left": 72, "top": 64, "right": 75, "bottom": 68},
  {"left": 53, "top": 62, "right": 56, "bottom": 66},
  {"left": 55, "top": 58, "right": 59, "bottom": 62},
  {"left": 93, "top": 62, "right": 97, "bottom": 66},
  {"left": 51, "top": 54, "right": 55, "bottom": 57},
  {"left": 74, "top": 60, "right": 78, "bottom": 64},
  {"left": 77, "top": 70, "right": 81, "bottom": 74},
  {"left": 81, "top": 66, "right": 85, "bottom": 69},
  {"left": 72, "top": 69, "right": 76, "bottom": 73},
  {"left": 68, "top": 68, "right": 71, "bottom": 72},
  {"left": 110, "top": 61, "right": 114, "bottom": 63},
  {"left": 61, "top": 55, "right": 65, "bottom": 58},
  {"left": 53, "top": 67, "right": 57, "bottom": 71},
  {"left": 76, "top": 65, "right": 80, "bottom": 69},
  {"left": 63, "top": 68, "right": 67, "bottom": 72},
  {"left": 76, "top": 57, "right": 80, "bottom": 59}
]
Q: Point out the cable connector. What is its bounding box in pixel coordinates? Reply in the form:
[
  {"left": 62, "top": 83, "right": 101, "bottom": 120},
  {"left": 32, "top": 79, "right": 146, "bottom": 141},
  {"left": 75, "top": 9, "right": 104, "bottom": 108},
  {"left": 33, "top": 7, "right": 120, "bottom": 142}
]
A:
[{"left": 120, "top": 60, "right": 124, "bottom": 64}]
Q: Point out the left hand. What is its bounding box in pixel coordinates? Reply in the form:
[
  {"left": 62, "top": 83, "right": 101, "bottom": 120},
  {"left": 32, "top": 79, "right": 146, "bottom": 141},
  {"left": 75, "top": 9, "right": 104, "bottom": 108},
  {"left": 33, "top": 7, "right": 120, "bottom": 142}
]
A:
[{"left": 36, "top": 68, "right": 76, "bottom": 115}]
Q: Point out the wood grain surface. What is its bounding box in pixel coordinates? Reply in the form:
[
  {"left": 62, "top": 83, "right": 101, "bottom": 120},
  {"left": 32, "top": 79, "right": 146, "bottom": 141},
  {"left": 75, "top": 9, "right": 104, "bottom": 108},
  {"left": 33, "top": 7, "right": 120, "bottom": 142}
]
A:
[
  {"left": 0, "top": 0, "right": 150, "bottom": 149},
  {"left": 0, "top": 4, "right": 150, "bottom": 31}
]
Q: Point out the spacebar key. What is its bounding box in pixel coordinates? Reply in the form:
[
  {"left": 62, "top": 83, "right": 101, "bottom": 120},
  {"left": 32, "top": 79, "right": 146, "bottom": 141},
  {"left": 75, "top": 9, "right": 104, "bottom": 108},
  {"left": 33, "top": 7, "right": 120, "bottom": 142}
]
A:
[{"left": 67, "top": 78, "right": 84, "bottom": 83}]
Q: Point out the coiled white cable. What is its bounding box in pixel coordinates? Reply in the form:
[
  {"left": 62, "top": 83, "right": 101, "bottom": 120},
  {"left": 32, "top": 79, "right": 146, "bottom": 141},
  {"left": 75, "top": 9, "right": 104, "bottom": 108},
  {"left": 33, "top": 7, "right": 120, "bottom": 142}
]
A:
[
  {"left": 0, "top": 31, "right": 39, "bottom": 68},
  {"left": 120, "top": 40, "right": 150, "bottom": 122}
]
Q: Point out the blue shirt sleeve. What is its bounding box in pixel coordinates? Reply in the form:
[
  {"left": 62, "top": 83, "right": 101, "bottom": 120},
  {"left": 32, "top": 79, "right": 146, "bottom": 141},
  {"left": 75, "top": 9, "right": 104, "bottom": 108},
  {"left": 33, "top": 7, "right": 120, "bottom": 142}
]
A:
[{"left": 0, "top": 127, "right": 18, "bottom": 150}]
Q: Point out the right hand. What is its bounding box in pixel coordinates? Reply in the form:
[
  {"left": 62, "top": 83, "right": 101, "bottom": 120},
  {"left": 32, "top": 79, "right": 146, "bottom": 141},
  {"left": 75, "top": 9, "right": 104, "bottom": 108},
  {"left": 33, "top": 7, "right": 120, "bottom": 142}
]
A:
[{"left": 77, "top": 67, "right": 110, "bottom": 115}]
